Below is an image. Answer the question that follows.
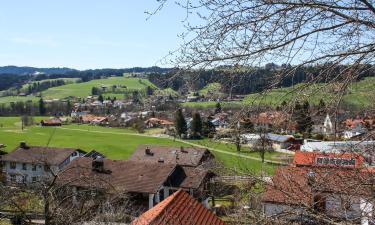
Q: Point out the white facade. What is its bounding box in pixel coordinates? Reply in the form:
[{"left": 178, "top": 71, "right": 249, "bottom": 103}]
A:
[{"left": 2, "top": 151, "right": 82, "bottom": 185}]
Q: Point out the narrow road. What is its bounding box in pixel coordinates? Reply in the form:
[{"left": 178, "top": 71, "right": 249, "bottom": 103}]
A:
[{"left": 56, "top": 127, "right": 288, "bottom": 165}]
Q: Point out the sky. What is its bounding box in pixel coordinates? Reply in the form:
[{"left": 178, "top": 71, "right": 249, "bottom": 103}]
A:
[{"left": 0, "top": 1, "right": 187, "bottom": 69}]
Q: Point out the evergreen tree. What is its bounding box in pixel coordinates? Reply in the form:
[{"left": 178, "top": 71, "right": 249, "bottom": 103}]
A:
[
  {"left": 191, "top": 112, "right": 203, "bottom": 138},
  {"left": 174, "top": 108, "right": 187, "bottom": 138},
  {"left": 318, "top": 99, "right": 326, "bottom": 115},
  {"left": 293, "top": 100, "right": 313, "bottom": 136},
  {"left": 98, "top": 95, "right": 104, "bottom": 103},
  {"left": 91, "top": 87, "right": 99, "bottom": 95},
  {"left": 39, "top": 98, "right": 46, "bottom": 116},
  {"left": 215, "top": 102, "right": 222, "bottom": 114},
  {"left": 146, "top": 86, "right": 154, "bottom": 96}
]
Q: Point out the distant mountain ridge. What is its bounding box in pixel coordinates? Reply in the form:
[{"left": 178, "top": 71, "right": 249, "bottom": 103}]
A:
[
  {"left": 0, "top": 66, "right": 173, "bottom": 75},
  {"left": 0, "top": 66, "right": 77, "bottom": 75}
]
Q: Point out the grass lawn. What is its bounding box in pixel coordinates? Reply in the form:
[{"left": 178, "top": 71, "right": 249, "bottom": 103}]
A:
[
  {"left": 0, "top": 117, "right": 279, "bottom": 174},
  {"left": 181, "top": 101, "right": 242, "bottom": 108}
]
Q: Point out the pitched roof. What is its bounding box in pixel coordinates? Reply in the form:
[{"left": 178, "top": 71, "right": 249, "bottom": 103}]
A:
[
  {"left": 262, "top": 166, "right": 373, "bottom": 206},
  {"left": 131, "top": 189, "right": 226, "bottom": 225},
  {"left": 1, "top": 145, "right": 79, "bottom": 165},
  {"left": 293, "top": 151, "right": 365, "bottom": 168},
  {"left": 57, "top": 157, "right": 177, "bottom": 194},
  {"left": 180, "top": 167, "right": 211, "bottom": 189},
  {"left": 128, "top": 145, "right": 210, "bottom": 167}
]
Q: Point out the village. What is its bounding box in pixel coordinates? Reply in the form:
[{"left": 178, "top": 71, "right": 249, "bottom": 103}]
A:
[{"left": 1, "top": 91, "right": 375, "bottom": 224}]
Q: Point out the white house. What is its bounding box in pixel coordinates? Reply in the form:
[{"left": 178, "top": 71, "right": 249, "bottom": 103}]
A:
[{"left": 1, "top": 142, "right": 85, "bottom": 184}]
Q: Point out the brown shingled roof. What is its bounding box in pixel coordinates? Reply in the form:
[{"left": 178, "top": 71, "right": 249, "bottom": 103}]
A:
[
  {"left": 180, "top": 167, "right": 212, "bottom": 189},
  {"left": 129, "top": 145, "right": 210, "bottom": 167},
  {"left": 131, "top": 189, "right": 226, "bottom": 225},
  {"left": 1, "top": 145, "right": 79, "bottom": 165},
  {"left": 57, "top": 157, "right": 177, "bottom": 194}
]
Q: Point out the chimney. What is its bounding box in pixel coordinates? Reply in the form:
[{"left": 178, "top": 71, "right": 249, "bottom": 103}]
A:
[
  {"left": 180, "top": 146, "right": 188, "bottom": 153},
  {"left": 92, "top": 157, "right": 104, "bottom": 172},
  {"left": 20, "top": 141, "right": 28, "bottom": 149},
  {"left": 145, "top": 147, "right": 154, "bottom": 156}
]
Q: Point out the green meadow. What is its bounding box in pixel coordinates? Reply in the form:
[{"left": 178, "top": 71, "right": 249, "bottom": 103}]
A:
[
  {"left": 0, "top": 76, "right": 157, "bottom": 104},
  {"left": 0, "top": 117, "right": 278, "bottom": 174}
]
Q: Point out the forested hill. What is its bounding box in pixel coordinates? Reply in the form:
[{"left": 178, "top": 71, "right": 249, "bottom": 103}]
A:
[
  {"left": 0, "top": 66, "right": 77, "bottom": 75},
  {"left": 0, "top": 66, "right": 174, "bottom": 91},
  {"left": 0, "top": 66, "right": 173, "bottom": 76}
]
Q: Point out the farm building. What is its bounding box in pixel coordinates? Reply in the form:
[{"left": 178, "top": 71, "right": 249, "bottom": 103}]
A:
[{"left": 41, "top": 118, "right": 62, "bottom": 126}]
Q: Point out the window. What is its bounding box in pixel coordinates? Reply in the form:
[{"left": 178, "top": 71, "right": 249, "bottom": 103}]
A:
[
  {"left": 32, "top": 164, "right": 37, "bottom": 171},
  {"left": 10, "top": 162, "right": 16, "bottom": 169},
  {"left": 10, "top": 174, "right": 16, "bottom": 183},
  {"left": 32, "top": 177, "right": 37, "bottom": 182},
  {"left": 44, "top": 165, "right": 49, "bottom": 172},
  {"left": 313, "top": 195, "right": 326, "bottom": 213},
  {"left": 22, "top": 163, "right": 27, "bottom": 170},
  {"left": 22, "top": 175, "right": 27, "bottom": 183}
]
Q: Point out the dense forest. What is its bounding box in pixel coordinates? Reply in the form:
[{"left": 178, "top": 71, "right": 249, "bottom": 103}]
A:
[{"left": 148, "top": 64, "right": 375, "bottom": 95}]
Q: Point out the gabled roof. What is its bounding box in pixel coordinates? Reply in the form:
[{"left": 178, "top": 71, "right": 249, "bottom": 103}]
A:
[
  {"left": 180, "top": 167, "right": 212, "bottom": 189},
  {"left": 57, "top": 157, "right": 177, "bottom": 194},
  {"left": 265, "top": 133, "right": 295, "bottom": 143},
  {"left": 129, "top": 145, "right": 211, "bottom": 167},
  {"left": 262, "top": 166, "right": 373, "bottom": 206},
  {"left": 131, "top": 189, "right": 226, "bottom": 225},
  {"left": 1, "top": 144, "right": 80, "bottom": 165}
]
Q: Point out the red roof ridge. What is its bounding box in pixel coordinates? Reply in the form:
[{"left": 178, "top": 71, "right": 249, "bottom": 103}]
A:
[{"left": 132, "top": 189, "right": 225, "bottom": 225}]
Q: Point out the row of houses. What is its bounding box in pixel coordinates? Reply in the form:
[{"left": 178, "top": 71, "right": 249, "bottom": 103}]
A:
[{"left": 0, "top": 143, "right": 218, "bottom": 217}]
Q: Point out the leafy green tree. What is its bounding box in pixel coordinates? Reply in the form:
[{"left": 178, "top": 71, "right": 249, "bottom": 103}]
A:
[
  {"left": 191, "top": 112, "right": 203, "bottom": 138},
  {"left": 174, "top": 108, "right": 187, "bottom": 138},
  {"left": 91, "top": 87, "right": 100, "bottom": 96},
  {"left": 39, "top": 98, "right": 46, "bottom": 116}
]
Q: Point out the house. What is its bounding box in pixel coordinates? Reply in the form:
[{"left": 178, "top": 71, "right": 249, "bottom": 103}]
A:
[
  {"left": 131, "top": 189, "right": 226, "bottom": 225},
  {"left": 312, "top": 114, "right": 334, "bottom": 135},
  {"left": 80, "top": 115, "right": 108, "bottom": 125},
  {"left": 41, "top": 118, "right": 62, "bottom": 126},
  {"left": 301, "top": 140, "right": 375, "bottom": 153},
  {"left": 265, "top": 133, "right": 298, "bottom": 150},
  {"left": 128, "top": 145, "right": 215, "bottom": 201},
  {"left": 1, "top": 142, "right": 85, "bottom": 184},
  {"left": 249, "top": 111, "right": 295, "bottom": 133},
  {"left": 128, "top": 145, "right": 214, "bottom": 168},
  {"left": 57, "top": 157, "right": 212, "bottom": 210},
  {"left": 145, "top": 118, "right": 174, "bottom": 129},
  {"left": 262, "top": 166, "right": 375, "bottom": 224}
]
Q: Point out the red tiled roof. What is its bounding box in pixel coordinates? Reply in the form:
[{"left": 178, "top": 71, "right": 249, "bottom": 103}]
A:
[
  {"left": 293, "top": 151, "right": 365, "bottom": 168},
  {"left": 131, "top": 189, "right": 226, "bottom": 225}
]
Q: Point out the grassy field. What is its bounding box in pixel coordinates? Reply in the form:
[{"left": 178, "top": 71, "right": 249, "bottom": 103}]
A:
[
  {"left": 0, "top": 76, "right": 157, "bottom": 104},
  {"left": 199, "top": 83, "right": 222, "bottom": 95},
  {"left": 243, "top": 77, "right": 375, "bottom": 109},
  {"left": 183, "top": 77, "right": 375, "bottom": 110},
  {"left": 42, "top": 76, "right": 156, "bottom": 99},
  {"left": 0, "top": 117, "right": 278, "bottom": 174}
]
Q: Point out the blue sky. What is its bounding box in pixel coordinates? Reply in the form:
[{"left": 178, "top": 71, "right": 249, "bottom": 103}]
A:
[{"left": 0, "top": 1, "right": 186, "bottom": 69}]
